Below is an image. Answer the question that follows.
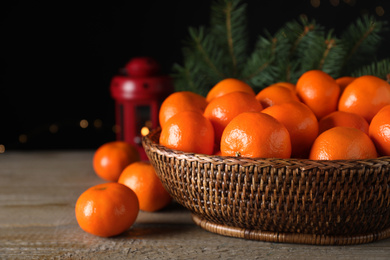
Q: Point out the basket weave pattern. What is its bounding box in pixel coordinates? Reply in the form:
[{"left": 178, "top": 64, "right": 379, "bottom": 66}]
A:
[{"left": 143, "top": 129, "right": 390, "bottom": 244}]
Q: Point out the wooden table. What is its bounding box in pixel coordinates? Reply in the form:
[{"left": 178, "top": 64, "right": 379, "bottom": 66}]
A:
[{"left": 1, "top": 151, "right": 390, "bottom": 259}]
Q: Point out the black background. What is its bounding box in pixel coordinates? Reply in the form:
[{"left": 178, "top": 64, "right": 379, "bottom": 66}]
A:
[{"left": 1, "top": 0, "right": 389, "bottom": 150}]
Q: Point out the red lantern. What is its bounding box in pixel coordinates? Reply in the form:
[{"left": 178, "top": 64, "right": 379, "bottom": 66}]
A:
[{"left": 110, "top": 57, "right": 174, "bottom": 160}]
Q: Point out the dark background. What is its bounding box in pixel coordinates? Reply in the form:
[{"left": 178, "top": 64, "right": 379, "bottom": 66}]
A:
[{"left": 1, "top": 0, "right": 389, "bottom": 151}]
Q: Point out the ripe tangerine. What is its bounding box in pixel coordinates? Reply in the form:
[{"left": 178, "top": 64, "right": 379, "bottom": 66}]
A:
[
  {"left": 309, "top": 127, "right": 377, "bottom": 160},
  {"left": 93, "top": 141, "right": 140, "bottom": 182},
  {"left": 220, "top": 112, "right": 291, "bottom": 158},
  {"left": 75, "top": 182, "right": 139, "bottom": 237},
  {"left": 118, "top": 161, "right": 172, "bottom": 212},
  {"left": 159, "top": 111, "right": 215, "bottom": 155}
]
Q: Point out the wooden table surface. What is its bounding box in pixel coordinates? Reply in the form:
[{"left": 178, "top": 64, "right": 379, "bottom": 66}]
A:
[{"left": 1, "top": 151, "right": 390, "bottom": 259}]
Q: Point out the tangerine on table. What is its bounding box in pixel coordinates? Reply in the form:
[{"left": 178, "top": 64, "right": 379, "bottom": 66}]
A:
[
  {"left": 118, "top": 161, "right": 172, "bottom": 212},
  {"left": 206, "top": 78, "right": 255, "bottom": 102},
  {"left": 338, "top": 75, "right": 390, "bottom": 123},
  {"left": 159, "top": 110, "right": 215, "bottom": 155},
  {"left": 369, "top": 104, "right": 390, "bottom": 156},
  {"left": 220, "top": 112, "right": 291, "bottom": 158},
  {"left": 93, "top": 141, "right": 140, "bottom": 182},
  {"left": 318, "top": 111, "right": 369, "bottom": 135},
  {"left": 75, "top": 182, "right": 139, "bottom": 237},
  {"left": 262, "top": 101, "right": 318, "bottom": 158},
  {"left": 309, "top": 127, "right": 377, "bottom": 160},
  {"left": 256, "top": 85, "right": 300, "bottom": 108},
  {"left": 204, "top": 91, "right": 263, "bottom": 146},
  {"left": 296, "top": 70, "right": 340, "bottom": 119},
  {"left": 159, "top": 91, "right": 208, "bottom": 128}
]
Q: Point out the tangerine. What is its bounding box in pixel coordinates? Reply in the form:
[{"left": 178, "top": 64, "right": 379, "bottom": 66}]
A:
[
  {"left": 296, "top": 70, "right": 340, "bottom": 119},
  {"left": 159, "top": 91, "right": 208, "bottom": 128},
  {"left": 93, "top": 141, "right": 140, "bottom": 182},
  {"left": 118, "top": 161, "right": 172, "bottom": 212},
  {"left": 318, "top": 111, "right": 369, "bottom": 135},
  {"left": 262, "top": 101, "right": 318, "bottom": 158},
  {"left": 75, "top": 182, "right": 139, "bottom": 237},
  {"left": 220, "top": 112, "right": 291, "bottom": 158},
  {"left": 206, "top": 78, "right": 255, "bottom": 102},
  {"left": 204, "top": 91, "right": 263, "bottom": 146},
  {"left": 369, "top": 104, "right": 390, "bottom": 156},
  {"left": 266, "top": 82, "right": 296, "bottom": 92},
  {"left": 256, "top": 85, "right": 300, "bottom": 108},
  {"left": 338, "top": 75, "right": 390, "bottom": 123},
  {"left": 309, "top": 127, "right": 377, "bottom": 160},
  {"left": 159, "top": 111, "right": 214, "bottom": 155},
  {"left": 335, "top": 76, "right": 355, "bottom": 93}
]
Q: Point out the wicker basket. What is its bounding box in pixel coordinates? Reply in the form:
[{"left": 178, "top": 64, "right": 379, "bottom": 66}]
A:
[{"left": 142, "top": 128, "right": 390, "bottom": 245}]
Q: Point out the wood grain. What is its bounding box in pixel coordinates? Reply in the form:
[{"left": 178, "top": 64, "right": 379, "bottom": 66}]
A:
[{"left": 1, "top": 151, "right": 390, "bottom": 259}]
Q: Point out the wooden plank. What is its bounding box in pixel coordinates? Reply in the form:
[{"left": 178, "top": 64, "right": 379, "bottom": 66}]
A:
[{"left": 1, "top": 151, "right": 390, "bottom": 259}]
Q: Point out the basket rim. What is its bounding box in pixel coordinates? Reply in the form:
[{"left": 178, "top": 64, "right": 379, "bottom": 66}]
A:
[
  {"left": 191, "top": 214, "right": 390, "bottom": 245},
  {"left": 142, "top": 127, "right": 390, "bottom": 167}
]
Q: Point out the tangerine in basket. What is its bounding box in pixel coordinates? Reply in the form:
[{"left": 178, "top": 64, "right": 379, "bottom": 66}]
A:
[
  {"left": 75, "top": 182, "right": 139, "bottom": 237},
  {"left": 262, "top": 101, "right": 318, "bottom": 158},
  {"left": 335, "top": 76, "right": 355, "bottom": 93},
  {"left": 160, "top": 110, "right": 214, "bottom": 155},
  {"left": 118, "top": 161, "right": 172, "bottom": 212},
  {"left": 309, "top": 126, "right": 377, "bottom": 160},
  {"left": 206, "top": 78, "right": 255, "bottom": 102},
  {"left": 159, "top": 91, "right": 208, "bottom": 128},
  {"left": 338, "top": 75, "right": 390, "bottom": 123},
  {"left": 93, "top": 141, "right": 140, "bottom": 182},
  {"left": 266, "top": 82, "right": 296, "bottom": 92},
  {"left": 256, "top": 84, "right": 299, "bottom": 108},
  {"left": 204, "top": 91, "right": 263, "bottom": 146},
  {"left": 296, "top": 70, "right": 340, "bottom": 119},
  {"left": 369, "top": 104, "right": 390, "bottom": 156},
  {"left": 220, "top": 112, "right": 291, "bottom": 158},
  {"left": 318, "top": 111, "right": 369, "bottom": 135}
]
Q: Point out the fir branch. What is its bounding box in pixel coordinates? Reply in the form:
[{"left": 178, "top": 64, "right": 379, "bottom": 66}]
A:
[
  {"left": 188, "top": 26, "right": 225, "bottom": 79},
  {"left": 241, "top": 33, "right": 289, "bottom": 90},
  {"left": 297, "top": 29, "right": 326, "bottom": 74},
  {"left": 276, "top": 15, "right": 321, "bottom": 82},
  {"left": 318, "top": 38, "right": 335, "bottom": 70},
  {"left": 172, "top": 1, "right": 390, "bottom": 94},
  {"left": 279, "top": 15, "right": 319, "bottom": 58},
  {"left": 298, "top": 29, "right": 346, "bottom": 78},
  {"left": 225, "top": 1, "right": 236, "bottom": 71},
  {"left": 343, "top": 16, "right": 382, "bottom": 60},
  {"left": 341, "top": 15, "right": 388, "bottom": 74},
  {"left": 351, "top": 58, "right": 390, "bottom": 81},
  {"left": 242, "top": 36, "right": 276, "bottom": 80},
  {"left": 210, "top": 0, "right": 248, "bottom": 76}
]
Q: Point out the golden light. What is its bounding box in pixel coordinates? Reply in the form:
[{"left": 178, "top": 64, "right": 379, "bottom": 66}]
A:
[
  {"left": 49, "top": 124, "right": 59, "bottom": 133},
  {"left": 0, "top": 145, "right": 5, "bottom": 153},
  {"left": 80, "top": 119, "right": 89, "bottom": 128},
  {"left": 343, "top": 0, "right": 356, "bottom": 6},
  {"left": 141, "top": 126, "right": 150, "bottom": 136},
  {"left": 376, "top": 6, "right": 385, "bottom": 16},
  {"left": 330, "top": 0, "right": 339, "bottom": 7},
  {"left": 145, "top": 120, "right": 153, "bottom": 128},
  {"left": 93, "top": 119, "right": 103, "bottom": 128},
  {"left": 311, "top": 0, "right": 320, "bottom": 8},
  {"left": 112, "top": 125, "right": 120, "bottom": 133},
  {"left": 19, "top": 134, "right": 27, "bottom": 143}
]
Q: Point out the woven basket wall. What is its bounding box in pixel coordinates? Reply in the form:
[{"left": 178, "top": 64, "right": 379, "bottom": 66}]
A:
[{"left": 142, "top": 128, "right": 390, "bottom": 245}]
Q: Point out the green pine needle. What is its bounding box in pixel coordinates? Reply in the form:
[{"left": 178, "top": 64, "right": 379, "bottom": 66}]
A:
[
  {"left": 210, "top": 0, "right": 248, "bottom": 76},
  {"left": 172, "top": 1, "right": 390, "bottom": 94},
  {"left": 341, "top": 15, "right": 388, "bottom": 75},
  {"left": 351, "top": 58, "right": 390, "bottom": 80}
]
